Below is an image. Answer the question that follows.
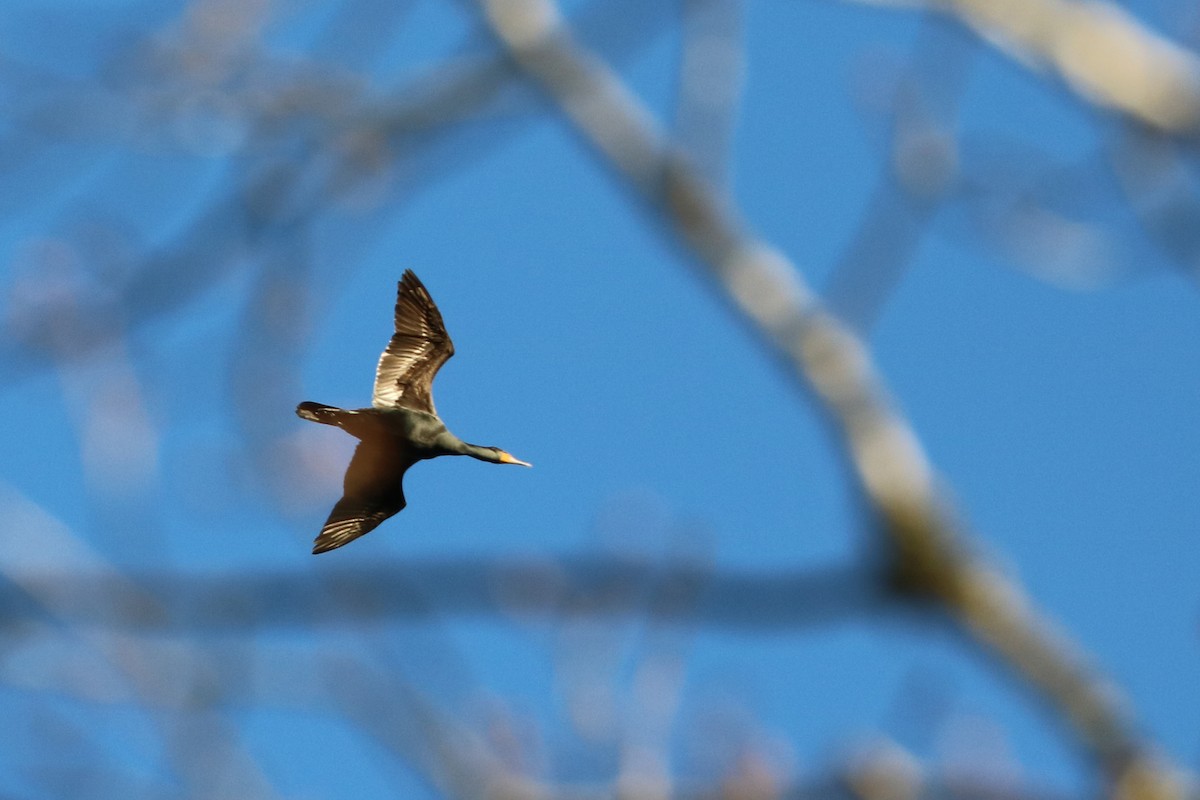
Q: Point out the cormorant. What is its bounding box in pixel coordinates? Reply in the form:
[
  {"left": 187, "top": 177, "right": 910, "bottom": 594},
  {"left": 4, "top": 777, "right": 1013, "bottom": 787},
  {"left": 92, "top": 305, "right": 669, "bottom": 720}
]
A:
[{"left": 297, "top": 270, "right": 530, "bottom": 554}]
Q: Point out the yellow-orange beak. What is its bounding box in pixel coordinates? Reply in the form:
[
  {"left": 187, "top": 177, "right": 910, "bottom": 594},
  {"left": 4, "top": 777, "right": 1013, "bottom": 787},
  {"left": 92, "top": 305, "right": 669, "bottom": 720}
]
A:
[{"left": 499, "top": 451, "right": 532, "bottom": 467}]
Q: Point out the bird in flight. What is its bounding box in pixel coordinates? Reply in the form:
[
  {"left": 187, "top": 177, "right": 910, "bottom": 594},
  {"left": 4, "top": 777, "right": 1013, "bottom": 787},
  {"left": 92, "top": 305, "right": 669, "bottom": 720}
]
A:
[{"left": 297, "top": 270, "right": 530, "bottom": 554}]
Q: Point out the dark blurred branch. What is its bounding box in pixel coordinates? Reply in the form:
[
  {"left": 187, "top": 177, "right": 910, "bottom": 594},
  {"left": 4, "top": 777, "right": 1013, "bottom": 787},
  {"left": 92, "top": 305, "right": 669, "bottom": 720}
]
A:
[
  {"left": 473, "top": 1, "right": 1189, "bottom": 796},
  {"left": 0, "top": 558, "right": 880, "bottom": 632}
]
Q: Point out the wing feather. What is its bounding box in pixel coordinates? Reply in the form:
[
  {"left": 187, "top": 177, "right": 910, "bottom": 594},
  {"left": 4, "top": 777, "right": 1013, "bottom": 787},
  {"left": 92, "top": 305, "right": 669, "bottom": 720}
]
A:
[
  {"left": 312, "top": 437, "right": 414, "bottom": 554},
  {"left": 372, "top": 270, "right": 454, "bottom": 413}
]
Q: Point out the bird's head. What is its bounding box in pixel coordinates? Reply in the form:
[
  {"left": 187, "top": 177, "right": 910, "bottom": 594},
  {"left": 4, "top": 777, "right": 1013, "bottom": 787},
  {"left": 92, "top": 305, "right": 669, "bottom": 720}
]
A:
[{"left": 491, "top": 447, "right": 532, "bottom": 467}]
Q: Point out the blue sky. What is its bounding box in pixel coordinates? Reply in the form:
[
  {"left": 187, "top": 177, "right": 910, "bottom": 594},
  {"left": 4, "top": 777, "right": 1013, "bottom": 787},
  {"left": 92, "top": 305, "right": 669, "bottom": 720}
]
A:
[{"left": 1, "top": 0, "right": 1197, "bottom": 796}]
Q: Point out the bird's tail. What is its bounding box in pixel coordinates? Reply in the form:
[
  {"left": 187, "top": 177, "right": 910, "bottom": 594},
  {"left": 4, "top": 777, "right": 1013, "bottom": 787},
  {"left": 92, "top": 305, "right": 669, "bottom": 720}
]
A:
[{"left": 296, "top": 402, "right": 354, "bottom": 427}]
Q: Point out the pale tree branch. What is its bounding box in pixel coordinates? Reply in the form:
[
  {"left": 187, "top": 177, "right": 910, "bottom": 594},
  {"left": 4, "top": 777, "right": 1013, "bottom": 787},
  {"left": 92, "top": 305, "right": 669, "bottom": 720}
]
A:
[{"left": 845, "top": 0, "right": 1200, "bottom": 135}]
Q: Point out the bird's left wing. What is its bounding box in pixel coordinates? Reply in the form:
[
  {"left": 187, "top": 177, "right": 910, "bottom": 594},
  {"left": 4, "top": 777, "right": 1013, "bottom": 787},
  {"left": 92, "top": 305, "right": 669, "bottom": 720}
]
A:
[{"left": 372, "top": 270, "right": 455, "bottom": 413}]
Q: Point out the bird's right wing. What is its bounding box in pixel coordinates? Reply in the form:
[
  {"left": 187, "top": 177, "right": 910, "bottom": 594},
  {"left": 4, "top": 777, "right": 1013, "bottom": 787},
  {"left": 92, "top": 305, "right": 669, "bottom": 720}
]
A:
[
  {"left": 312, "top": 438, "right": 411, "bottom": 554},
  {"left": 372, "top": 270, "right": 455, "bottom": 413}
]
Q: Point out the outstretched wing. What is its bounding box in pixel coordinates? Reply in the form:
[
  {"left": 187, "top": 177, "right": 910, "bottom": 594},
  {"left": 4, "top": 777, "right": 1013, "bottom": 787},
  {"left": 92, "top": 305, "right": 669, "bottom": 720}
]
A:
[
  {"left": 312, "top": 437, "right": 414, "bottom": 554},
  {"left": 372, "top": 270, "right": 455, "bottom": 413}
]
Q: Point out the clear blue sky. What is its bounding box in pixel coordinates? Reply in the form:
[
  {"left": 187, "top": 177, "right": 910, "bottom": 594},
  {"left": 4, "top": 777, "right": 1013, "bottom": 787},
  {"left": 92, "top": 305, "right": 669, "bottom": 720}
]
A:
[{"left": 1, "top": 0, "right": 1197, "bottom": 796}]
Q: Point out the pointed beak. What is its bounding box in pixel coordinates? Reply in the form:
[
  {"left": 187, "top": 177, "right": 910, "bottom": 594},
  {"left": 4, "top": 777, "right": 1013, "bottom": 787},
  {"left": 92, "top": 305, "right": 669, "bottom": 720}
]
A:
[{"left": 499, "top": 451, "right": 532, "bottom": 467}]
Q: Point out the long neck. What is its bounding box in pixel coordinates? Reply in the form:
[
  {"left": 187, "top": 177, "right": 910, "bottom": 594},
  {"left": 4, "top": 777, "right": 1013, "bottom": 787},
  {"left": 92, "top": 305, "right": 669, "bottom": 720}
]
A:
[
  {"left": 461, "top": 442, "right": 503, "bottom": 463},
  {"left": 437, "top": 432, "right": 502, "bottom": 463}
]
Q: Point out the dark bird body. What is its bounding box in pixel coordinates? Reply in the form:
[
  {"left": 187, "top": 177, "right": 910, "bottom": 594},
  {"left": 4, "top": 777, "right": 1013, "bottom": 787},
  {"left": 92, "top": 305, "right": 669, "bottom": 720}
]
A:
[{"left": 297, "top": 271, "right": 529, "bottom": 554}]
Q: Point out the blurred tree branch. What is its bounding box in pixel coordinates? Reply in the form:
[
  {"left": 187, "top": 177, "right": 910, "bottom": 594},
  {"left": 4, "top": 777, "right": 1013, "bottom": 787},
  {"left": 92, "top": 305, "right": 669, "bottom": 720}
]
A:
[
  {"left": 824, "top": 16, "right": 975, "bottom": 330},
  {"left": 848, "top": 0, "right": 1200, "bottom": 135},
  {"left": 0, "top": 558, "right": 879, "bottom": 632}
]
